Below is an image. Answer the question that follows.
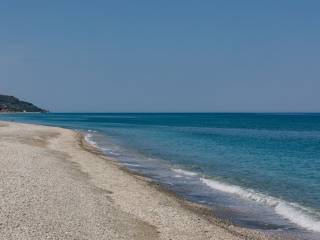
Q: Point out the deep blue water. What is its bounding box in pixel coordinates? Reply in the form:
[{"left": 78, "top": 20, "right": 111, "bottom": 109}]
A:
[{"left": 1, "top": 113, "right": 319, "bottom": 239}]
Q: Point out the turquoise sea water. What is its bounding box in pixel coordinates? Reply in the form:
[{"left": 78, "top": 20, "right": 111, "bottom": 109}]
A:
[{"left": 1, "top": 113, "right": 319, "bottom": 239}]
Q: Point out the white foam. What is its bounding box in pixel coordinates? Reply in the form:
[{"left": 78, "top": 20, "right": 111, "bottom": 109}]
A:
[
  {"left": 99, "top": 147, "right": 111, "bottom": 151},
  {"left": 87, "top": 129, "right": 97, "bottom": 133},
  {"left": 172, "top": 168, "right": 198, "bottom": 177},
  {"left": 84, "top": 133, "right": 98, "bottom": 147},
  {"left": 275, "top": 202, "right": 320, "bottom": 232},
  {"left": 123, "top": 163, "right": 140, "bottom": 167},
  {"left": 108, "top": 151, "right": 120, "bottom": 156},
  {"left": 84, "top": 133, "right": 121, "bottom": 157},
  {"left": 200, "top": 178, "right": 320, "bottom": 232}
]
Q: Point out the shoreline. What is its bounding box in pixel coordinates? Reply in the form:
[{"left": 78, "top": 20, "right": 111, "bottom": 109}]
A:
[
  {"left": 80, "top": 129, "right": 295, "bottom": 240},
  {"left": 0, "top": 121, "right": 283, "bottom": 239}
]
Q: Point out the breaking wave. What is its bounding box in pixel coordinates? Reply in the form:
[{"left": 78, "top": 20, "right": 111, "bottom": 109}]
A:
[{"left": 200, "top": 178, "right": 320, "bottom": 232}]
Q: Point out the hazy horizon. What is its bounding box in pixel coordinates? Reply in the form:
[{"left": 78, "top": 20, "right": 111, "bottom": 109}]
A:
[{"left": 1, "top": 1, "right": 319, "bottom": 112}]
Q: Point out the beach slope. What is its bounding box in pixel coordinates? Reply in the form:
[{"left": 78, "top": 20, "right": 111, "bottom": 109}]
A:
[{"left": 0, "top": 122, "right": 270, "bottom": 240}]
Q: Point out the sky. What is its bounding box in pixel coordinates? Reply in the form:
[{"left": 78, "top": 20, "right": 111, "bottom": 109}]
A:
[{"left": 1, "top": 0, "right": 319, "bottom": 112}]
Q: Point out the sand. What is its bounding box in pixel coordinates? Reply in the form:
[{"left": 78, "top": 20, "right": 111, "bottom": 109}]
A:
[{"left": 0, "top": 121, "right": 278, "bottom": 240}]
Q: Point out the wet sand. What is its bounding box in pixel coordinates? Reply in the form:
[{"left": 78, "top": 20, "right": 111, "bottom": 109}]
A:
[{"left": 0, "top": 121, "right": 279, "bottom": 240}]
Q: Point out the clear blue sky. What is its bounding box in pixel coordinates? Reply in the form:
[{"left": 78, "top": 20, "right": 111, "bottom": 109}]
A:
[{"left": 1, "top": 0, "right": 319, "bottom": 112}]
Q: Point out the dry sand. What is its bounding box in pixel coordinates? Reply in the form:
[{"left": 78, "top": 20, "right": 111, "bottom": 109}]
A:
[{"left": 0, "top": 121, "right": 279, "bottom": 240}]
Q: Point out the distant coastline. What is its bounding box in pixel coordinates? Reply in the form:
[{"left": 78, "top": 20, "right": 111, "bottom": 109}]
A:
[{"left": 0, "top": 95, "right": 47, "bottom": 113}]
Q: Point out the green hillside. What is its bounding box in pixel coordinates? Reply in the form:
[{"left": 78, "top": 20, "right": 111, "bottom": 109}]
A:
[{"left": 0, "top": 95, "right": 47, "bottom": 113}]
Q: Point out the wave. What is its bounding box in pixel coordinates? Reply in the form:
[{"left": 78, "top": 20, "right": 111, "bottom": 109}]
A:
[
  {"left": 87, "top": 130, "right": 97, "bottom": 133},
  {"left": 200, "top": 178, "right": 320, "bottom": 232},
  {"left": 172, "top": 168, "right": 198, "bottom": 177},
  {"left": 85, "top": 132, "right": 121, "bottom": 156},
  {"left": 122, "top": 163, "right": 141, "bottom": 167},
  {"left": 84, "top": 133, "right": 98, "bottom": 147}
]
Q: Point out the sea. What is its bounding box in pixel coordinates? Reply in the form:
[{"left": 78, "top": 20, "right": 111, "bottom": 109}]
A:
[{"left": 1, "top": 113, "right": 319, "bottom": 239}]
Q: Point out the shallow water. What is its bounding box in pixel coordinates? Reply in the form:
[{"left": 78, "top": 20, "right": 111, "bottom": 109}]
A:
[{"left": 1, "top": 113, "right": 320, "bottom": 239}]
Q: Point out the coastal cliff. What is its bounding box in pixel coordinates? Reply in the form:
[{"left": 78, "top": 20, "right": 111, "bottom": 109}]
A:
[{"left": 0, "top": 95, "right": 47, "bottom": 113}]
